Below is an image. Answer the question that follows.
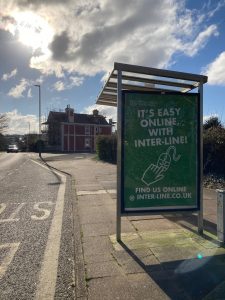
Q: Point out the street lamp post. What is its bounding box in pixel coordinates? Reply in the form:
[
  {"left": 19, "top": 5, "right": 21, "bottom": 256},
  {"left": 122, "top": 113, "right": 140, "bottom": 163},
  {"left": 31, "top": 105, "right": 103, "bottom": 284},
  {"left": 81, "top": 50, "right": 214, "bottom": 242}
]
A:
[
  {"left": 26, "top": 122, "right": 30, "bottom": 152},
  {"left": 34, "top": 84, "right": 41, "bottom": 157}
]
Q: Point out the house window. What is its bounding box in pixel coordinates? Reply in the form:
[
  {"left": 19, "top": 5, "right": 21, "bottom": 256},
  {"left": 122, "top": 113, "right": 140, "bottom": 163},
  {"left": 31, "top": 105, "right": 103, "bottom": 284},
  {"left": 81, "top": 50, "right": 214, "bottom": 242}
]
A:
[
  {"left": 69, "top": 125, "right": 74, "bottom": 134},
  {"left": 85, "top": 138, "right": 90, "bottom": 148},
  {"left": 95, "top": 127, "right": 99, "bottom": 133},
  {"left": 64, "top": 124, "right": 68, "bottom": 134},
  {"left": 85, "top": 125, "right": 90, "bottom": 135}
]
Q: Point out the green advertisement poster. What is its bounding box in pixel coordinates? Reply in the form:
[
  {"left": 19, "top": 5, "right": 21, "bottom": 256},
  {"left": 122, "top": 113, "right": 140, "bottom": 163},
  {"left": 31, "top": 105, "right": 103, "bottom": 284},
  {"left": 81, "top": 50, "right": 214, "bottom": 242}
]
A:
[{"left": 121, "top": 92, "right": 200, "bottom": 213}]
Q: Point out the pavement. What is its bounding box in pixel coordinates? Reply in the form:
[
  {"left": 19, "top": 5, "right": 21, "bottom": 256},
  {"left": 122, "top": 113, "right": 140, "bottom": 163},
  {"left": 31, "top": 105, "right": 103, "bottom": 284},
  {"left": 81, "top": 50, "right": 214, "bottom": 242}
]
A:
[{"left": 41, "top": 153, "right": 225, "bottom": 300}]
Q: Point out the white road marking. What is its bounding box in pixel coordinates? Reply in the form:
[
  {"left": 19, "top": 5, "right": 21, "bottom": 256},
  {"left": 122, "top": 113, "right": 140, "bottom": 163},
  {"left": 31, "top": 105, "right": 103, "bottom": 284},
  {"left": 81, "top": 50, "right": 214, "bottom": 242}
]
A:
[
  {"left": 0, "top": 202, "right": 55, "bottom": 222},
  {"left": 0, "top": 203, "right": 25, "bottom": 223},
  {"left": 30, "top": 159, "right": 54, "bottom": 171},
  {"left": 32, "top": 160, "right": 66, "bottom": 300},
  {"left": 8, "top": 203, "right": 25, "bottom": 219},
  {"left": 0, "top": 243, "right": 20, "bottom": 280},
  {"left": 31, "top": 202, "right": 54, "bottom": 220},
  {"left": 0, "top": 219, "right": 19, "bottom": 223},
  {"left": 0, "top": 203, "right": 6, "bottom": 215}
]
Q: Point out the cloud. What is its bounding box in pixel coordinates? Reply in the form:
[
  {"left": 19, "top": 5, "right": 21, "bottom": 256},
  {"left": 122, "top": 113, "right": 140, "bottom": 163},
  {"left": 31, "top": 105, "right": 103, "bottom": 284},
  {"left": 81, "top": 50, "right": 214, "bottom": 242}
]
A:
[
  {"left": 204, "top": 52, "right": 225, "bottom": 85},
  {"left": 27, "top": 88, "right": 32, "bottom": 98},
  {"left": 207, "top": 0, "right": 225, "bottom": 18},
  {"left": 5, "top": 109, "right": 39, "bottom": 134},
  {"left": 52, "top": 75, "right": 84, "bottom": 91},
  {"left": 2, "top": 68, "right": 17, "bottom": 80},
  {"left": 53, "top": 80, "right": 65, "bottom": 91},
  {"left": 69, "top": 76, "right": 84, "bottom": 87},
  {"left": 8, "top": 78, "right": 30, "bottom": 98},
  {"left": 49, "top": 31, "right": 71, "bottom": 61},
  {"left": 83, "top": 104, "right": 117, "bottom": 122},
  {"left": 182, "top": 25, "right": 218, "bottom": 57},
  {"left": 0, "top": 0, "right": 221, "bottom": 78}
]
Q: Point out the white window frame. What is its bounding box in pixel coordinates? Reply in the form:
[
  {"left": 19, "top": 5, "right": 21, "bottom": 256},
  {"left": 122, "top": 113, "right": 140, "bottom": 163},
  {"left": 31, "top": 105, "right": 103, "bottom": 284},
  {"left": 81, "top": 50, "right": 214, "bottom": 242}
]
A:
[{"left": 85, "top": 137, "right": 90, "bottom": 148}]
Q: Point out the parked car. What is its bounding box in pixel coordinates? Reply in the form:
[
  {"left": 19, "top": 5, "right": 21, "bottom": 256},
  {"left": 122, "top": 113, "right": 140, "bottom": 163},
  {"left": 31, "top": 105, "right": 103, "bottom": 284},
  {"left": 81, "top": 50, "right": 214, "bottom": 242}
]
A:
[{"left": 7, "top": 144, "right": 19, "bottom": 153}]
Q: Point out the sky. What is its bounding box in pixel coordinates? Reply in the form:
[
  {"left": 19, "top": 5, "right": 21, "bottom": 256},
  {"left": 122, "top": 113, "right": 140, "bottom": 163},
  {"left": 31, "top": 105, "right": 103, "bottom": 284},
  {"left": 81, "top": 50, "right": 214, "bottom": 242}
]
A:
[{"left": 0, "top": 0, "right": 225, "bottom": 134}]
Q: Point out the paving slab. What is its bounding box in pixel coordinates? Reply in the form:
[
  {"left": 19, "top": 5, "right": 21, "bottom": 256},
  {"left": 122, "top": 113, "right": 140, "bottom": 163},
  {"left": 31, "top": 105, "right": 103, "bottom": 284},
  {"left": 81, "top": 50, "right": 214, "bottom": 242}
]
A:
[
  {"left": 82, "top": 222, "right": 115, "bottom": 237},
  {"left": 126, "top": 273, "right": 170, "bottom": 300},
  {"left": 84, "top": 253, "right": 115, "bottom": 264},
  {"left": 87, "top": 276, "right": 137, "bottom": 300},
  {"left": 79, "top": 205, "right": 115, "bottom": 225},
  {"left": 75, "top": 184, "right": 105, "bottom": 192},
  {"left": 86, "top": 260, "right": 122, "bottom": 279},
  {"left": 128, "top": 215, "right": 164, "bottom": 221},
  {"left": 112, "top": 250, "right": 160, "bottom": 275},
  {"left": 204, "top": 280, "right": 225, "bottom": 300},
  {"left": 77, "top": 193, "right": 115, "bottom": 207},
  {"left": 139, "top": 229, "right": 192, "bottom": 247},
  {"left": 82, "top": 219, "right": 135, "bottom": 237},
  {"left": 82, "top": 235, "right": 114, "bottom": 256},
  {"left": 132, "top": 218, "right": 180, "bottom": 231}
]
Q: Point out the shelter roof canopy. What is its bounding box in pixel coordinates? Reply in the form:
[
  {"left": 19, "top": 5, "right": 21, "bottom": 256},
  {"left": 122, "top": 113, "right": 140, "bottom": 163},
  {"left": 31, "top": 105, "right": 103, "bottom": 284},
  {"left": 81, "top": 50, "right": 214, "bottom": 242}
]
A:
[{"left": 96, "top": 62, "right": 208, "bottom": 107}]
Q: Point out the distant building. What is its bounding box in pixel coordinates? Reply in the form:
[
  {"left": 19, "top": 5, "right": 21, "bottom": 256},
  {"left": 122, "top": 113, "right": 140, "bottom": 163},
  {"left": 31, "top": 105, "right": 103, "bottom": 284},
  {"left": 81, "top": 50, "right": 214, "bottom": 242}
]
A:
[{"left": 44, "top": 105, "right": 112, "bottom": 152}]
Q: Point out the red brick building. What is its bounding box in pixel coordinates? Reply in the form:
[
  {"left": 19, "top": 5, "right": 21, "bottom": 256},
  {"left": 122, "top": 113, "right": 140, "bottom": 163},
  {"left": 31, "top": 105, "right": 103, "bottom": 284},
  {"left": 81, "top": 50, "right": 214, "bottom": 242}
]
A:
[{"left": 45, "top": 105, "right": 112, "bottom": 152}]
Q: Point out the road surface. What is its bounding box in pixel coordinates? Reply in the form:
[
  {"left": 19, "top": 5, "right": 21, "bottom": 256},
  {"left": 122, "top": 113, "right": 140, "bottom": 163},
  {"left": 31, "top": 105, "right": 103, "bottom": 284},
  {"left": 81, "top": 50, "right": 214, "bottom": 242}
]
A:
[{"left": 0, "top": 153, "right": 75, "bottom": 299}]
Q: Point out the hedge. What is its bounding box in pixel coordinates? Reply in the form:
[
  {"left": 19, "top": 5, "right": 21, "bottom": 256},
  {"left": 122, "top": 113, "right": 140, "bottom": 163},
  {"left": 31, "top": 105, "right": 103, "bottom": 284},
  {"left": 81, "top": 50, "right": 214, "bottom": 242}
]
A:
[
  {"left": 96, "top": 135, "right": 117, "bottom": 163},
  {"left": 203, "top": 126, "right": 225, "bottom": 175}
]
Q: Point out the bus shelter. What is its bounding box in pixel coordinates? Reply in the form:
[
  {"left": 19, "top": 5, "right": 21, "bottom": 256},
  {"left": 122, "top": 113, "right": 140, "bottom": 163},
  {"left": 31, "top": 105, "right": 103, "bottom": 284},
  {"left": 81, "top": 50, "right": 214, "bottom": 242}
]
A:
[{"left": 96, "top": 62, "right": 208, "bottom": 241}]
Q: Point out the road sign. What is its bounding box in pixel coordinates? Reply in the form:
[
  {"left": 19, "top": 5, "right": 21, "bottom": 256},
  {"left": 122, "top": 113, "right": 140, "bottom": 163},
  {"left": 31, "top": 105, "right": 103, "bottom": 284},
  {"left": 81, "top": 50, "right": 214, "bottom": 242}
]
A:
[{"left": 121, "top": 91, "right": 200, "bottom": 213}]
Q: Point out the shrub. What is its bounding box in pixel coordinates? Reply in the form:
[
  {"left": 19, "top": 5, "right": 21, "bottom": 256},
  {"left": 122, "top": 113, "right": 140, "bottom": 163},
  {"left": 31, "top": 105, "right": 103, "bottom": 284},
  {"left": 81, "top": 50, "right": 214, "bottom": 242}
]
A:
[
  {"left": 203, "top": 124, "right": 225, "bottom": 175},
  {"left": 0, "top": 134, "right": 7, "bottom": 151},
  {"left": 96, "top": 135, "right": 117, "bottom": 163}
]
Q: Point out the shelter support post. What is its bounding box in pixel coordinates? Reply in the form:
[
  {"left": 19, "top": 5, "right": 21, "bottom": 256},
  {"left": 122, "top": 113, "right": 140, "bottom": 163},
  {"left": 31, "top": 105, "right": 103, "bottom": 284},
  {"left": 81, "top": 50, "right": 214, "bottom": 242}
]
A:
[
  {"left": 198, "top": 82, "right": 203, "bottom": 235},
  {"left": 116, "top": 69, "right": 122, "bottom": 241}
]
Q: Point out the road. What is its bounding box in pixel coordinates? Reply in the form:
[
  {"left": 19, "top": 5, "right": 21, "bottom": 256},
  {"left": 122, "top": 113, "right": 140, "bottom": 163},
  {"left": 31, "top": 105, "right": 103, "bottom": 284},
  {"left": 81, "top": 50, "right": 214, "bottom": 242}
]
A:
[{"left": 0, "top": 153, "right": 75, "bottom": 299}]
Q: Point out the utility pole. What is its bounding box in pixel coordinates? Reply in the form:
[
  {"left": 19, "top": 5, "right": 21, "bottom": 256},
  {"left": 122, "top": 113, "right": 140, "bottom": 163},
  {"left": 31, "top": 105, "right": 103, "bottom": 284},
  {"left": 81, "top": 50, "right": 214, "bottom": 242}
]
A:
[{"left": 34, "top": 84, "right": 41, "bottom": 157}]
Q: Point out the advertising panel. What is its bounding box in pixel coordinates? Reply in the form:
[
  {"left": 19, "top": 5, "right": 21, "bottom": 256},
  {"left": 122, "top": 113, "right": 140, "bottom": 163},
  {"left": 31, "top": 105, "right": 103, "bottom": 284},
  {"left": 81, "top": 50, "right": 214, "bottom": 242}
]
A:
[{"left": 121, "top": 92, "right": 200, "bottom": 213}]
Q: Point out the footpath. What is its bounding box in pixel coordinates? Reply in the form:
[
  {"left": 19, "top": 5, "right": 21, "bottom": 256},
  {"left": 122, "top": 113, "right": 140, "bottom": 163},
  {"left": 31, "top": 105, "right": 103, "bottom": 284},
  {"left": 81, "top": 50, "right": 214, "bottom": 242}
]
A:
[{"left": 41, "top": 153, "right": 225, "bottom": 300}]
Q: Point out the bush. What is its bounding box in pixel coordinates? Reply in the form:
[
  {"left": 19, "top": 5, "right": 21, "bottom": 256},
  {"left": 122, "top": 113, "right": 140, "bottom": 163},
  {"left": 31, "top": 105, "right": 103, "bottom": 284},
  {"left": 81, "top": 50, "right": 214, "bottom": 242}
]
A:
[
  {"left": 203, "top": 123, "right": 225, "bottom": 175},
  {"left": 0, "top": 134, "right": 7, "bottom": 151},
  {"left": 96, "top": 135, "right": 117, "bottom": 163}
]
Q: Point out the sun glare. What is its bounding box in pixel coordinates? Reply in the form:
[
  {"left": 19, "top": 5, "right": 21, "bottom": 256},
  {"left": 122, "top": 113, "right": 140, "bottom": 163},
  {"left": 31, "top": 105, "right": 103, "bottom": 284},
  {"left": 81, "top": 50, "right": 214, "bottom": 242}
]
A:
[{"left": 13, "top": 11, "right": 53, "bottom": 53}]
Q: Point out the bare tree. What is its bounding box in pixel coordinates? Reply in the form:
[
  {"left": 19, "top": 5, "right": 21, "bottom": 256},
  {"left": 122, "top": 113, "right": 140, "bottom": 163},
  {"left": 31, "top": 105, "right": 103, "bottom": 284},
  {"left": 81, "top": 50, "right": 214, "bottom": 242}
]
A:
[{"left": 0, "top": 114, "right": 9, "bottom": 133}]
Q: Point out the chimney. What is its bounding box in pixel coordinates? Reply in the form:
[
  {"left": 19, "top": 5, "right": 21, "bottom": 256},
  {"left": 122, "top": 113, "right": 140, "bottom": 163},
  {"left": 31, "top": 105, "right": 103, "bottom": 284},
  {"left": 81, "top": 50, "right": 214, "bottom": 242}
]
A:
[
  {"left": 65, "top": 105, "right": 74, "bottom": 123},
  {"left": 93, "top": 109, "right": 99, "bottom": 116}
]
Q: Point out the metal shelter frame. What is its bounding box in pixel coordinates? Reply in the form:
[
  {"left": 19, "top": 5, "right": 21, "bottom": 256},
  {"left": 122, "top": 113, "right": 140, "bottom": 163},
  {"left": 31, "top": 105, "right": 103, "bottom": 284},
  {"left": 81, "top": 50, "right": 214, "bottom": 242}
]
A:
[{"left": 96, "top": 62, "right": 208, "bottom": 241}]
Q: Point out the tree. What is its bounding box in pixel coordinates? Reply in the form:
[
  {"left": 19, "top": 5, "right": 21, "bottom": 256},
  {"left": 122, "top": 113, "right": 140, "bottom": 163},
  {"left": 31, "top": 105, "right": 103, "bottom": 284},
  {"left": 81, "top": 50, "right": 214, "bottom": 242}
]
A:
[
  {"left": 0, "top": 114, "right": 8, "bottom": 134},
  {"left": 203, "top": 116, "right": 222, "bottom": 130}
]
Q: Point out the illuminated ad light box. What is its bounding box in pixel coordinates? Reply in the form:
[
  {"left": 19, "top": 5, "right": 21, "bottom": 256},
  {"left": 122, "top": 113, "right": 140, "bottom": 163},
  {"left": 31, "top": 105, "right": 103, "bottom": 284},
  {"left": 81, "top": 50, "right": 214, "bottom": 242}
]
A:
[{"left": 121, "top": 91, "right": 200, "bottom": 213}]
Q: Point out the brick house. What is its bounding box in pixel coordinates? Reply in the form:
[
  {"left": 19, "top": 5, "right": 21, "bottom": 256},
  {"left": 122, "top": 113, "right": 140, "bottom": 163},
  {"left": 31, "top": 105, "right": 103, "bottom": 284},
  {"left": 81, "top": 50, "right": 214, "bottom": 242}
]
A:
[{"left": 44, "top": 105, "right": 112, "bottom": 152}]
